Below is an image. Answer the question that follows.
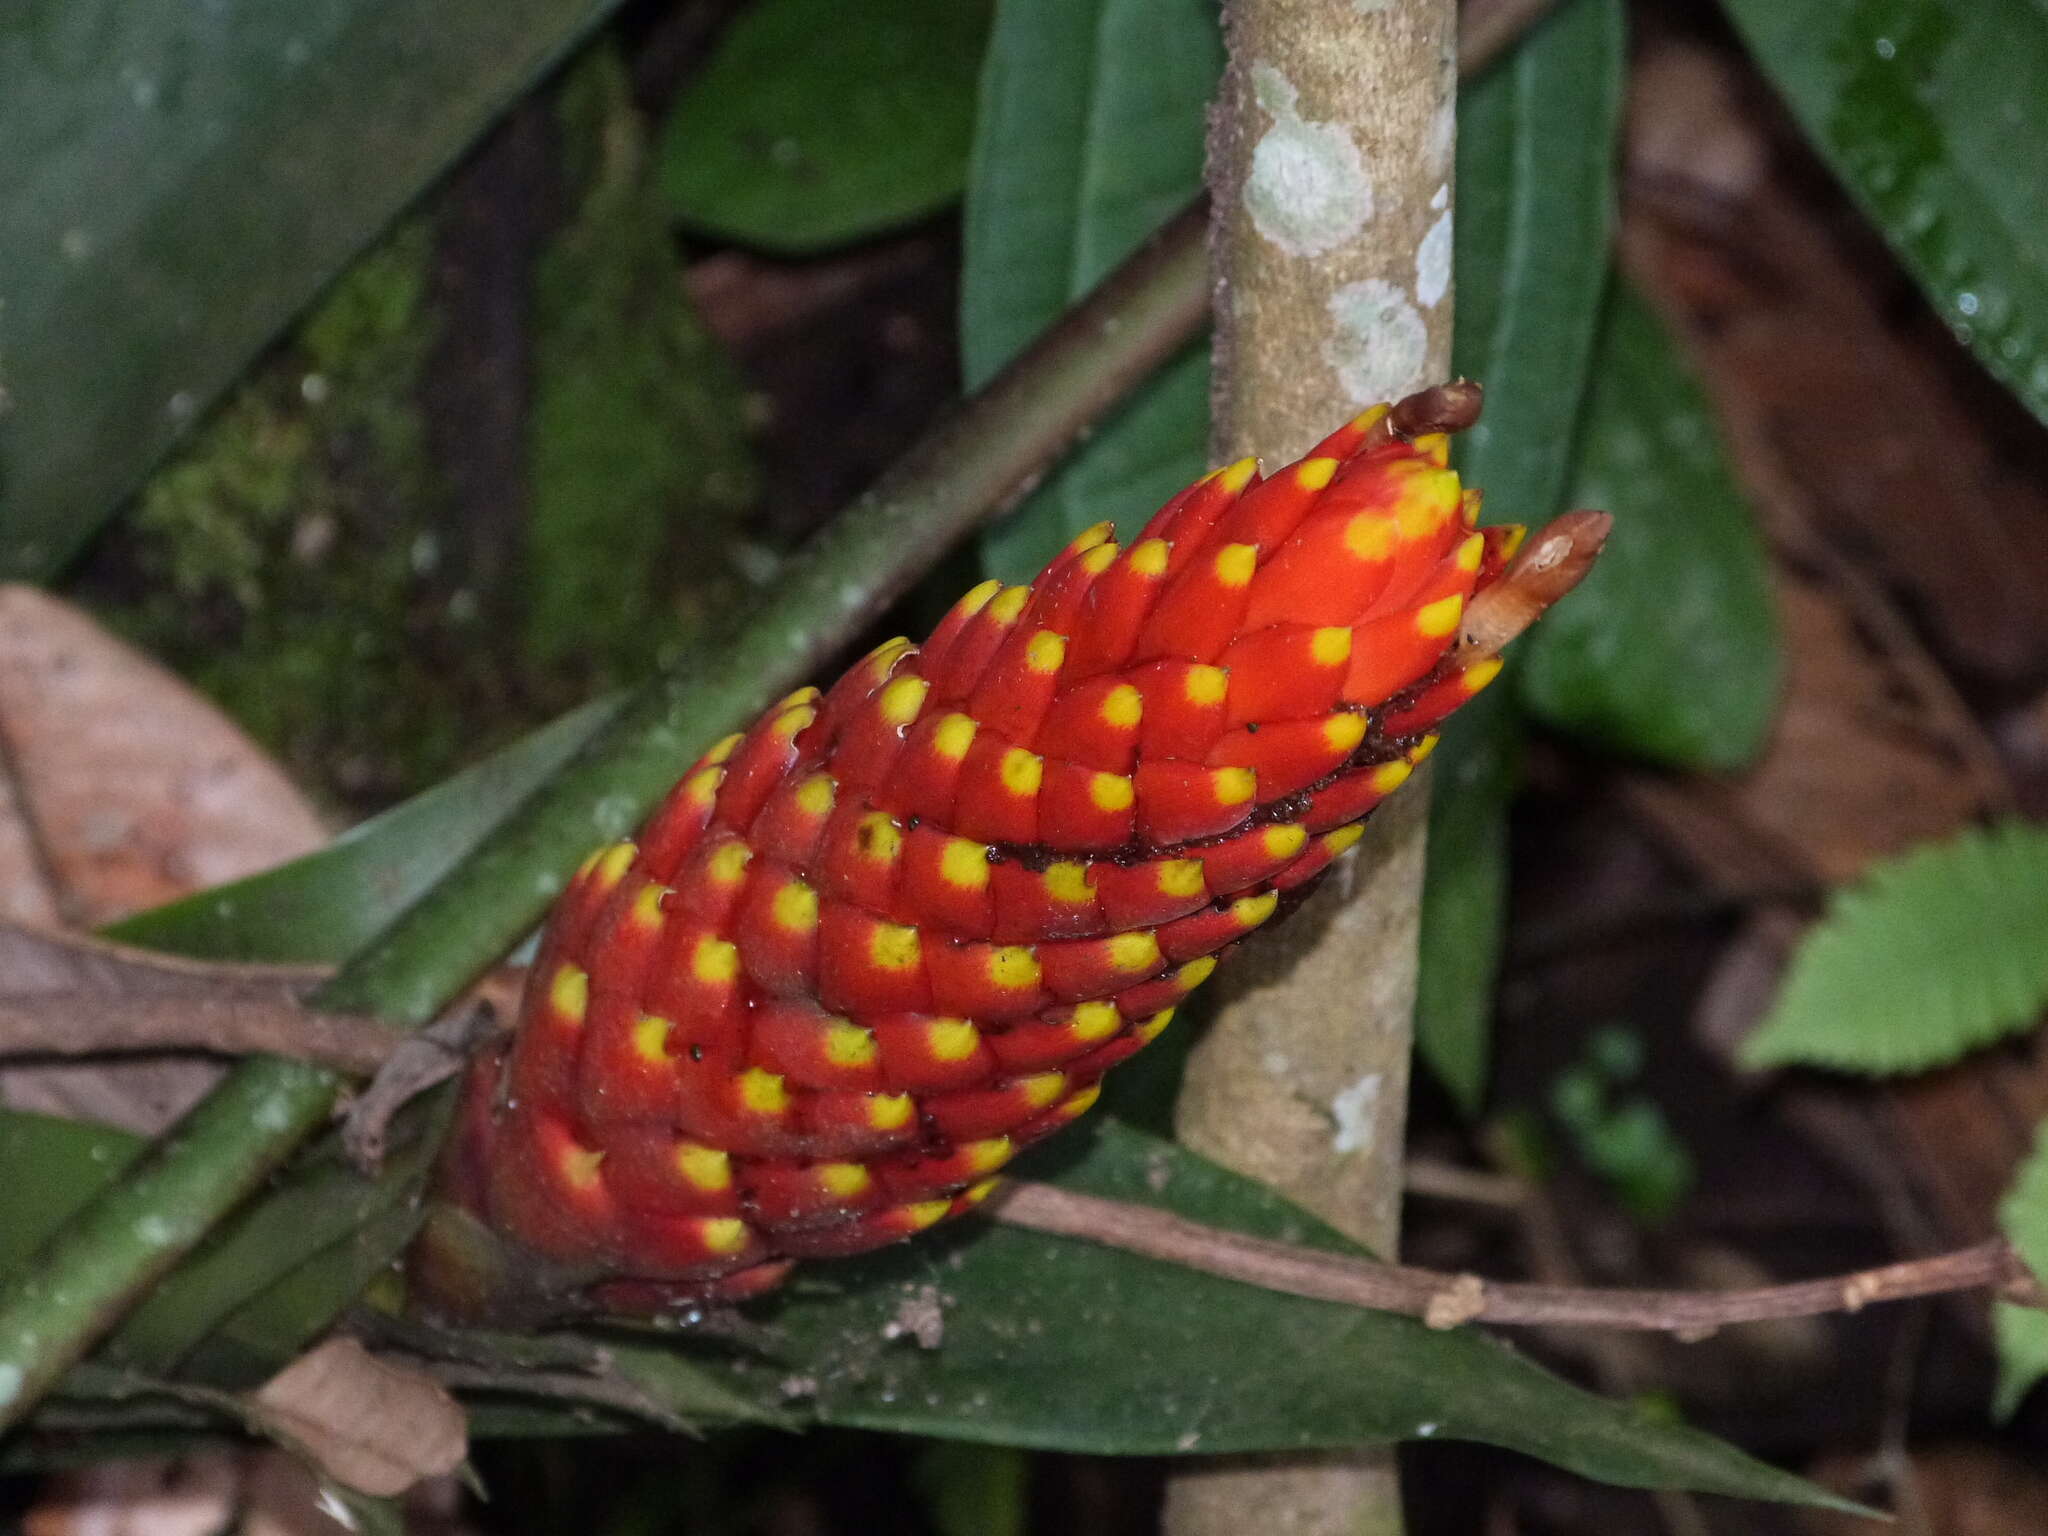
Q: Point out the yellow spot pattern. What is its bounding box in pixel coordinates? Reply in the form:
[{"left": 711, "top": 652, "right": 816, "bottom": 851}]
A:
[
  {"left": 870, "top": 922, "right": 921, "bottom": 971},
  {"left": 941, "top": 837, "right": 991, "bottom": 890}
]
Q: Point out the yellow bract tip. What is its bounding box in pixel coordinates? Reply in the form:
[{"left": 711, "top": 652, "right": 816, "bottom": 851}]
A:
[
  {"left": 702, "top": 1217, "right": 751, "bottom": 1255},
  {"left": 824, "top": 1020, "right": 878, "bottom": 1068},
  {"left": 772, "top": 879, "right": 818, "bottom": 932},
  {"left": 1264, "top": 823, "right": 1308, "bottom": 858},
  {"left": 1072, "top": 1001, "right": 1121, "bottom": 1040},
  {"left": 1213, "top": 766, "right": 1257, "bottom": 804},
  {"left": 990, "top": 585, "right": 1031, "bottom": 624},
  {"left": 1100, "top": 683, "right": 1144, "bottom": 728},
  {"left": 1344, "top": 513, "right": 1396, "bottom": 563},
  {"left": 1456, "top": 530, "right": 1485, "bottom": 572},
  {"left": 1043, "top": 861, "right": 1094, "bottom": 905},
  {"left": 1068, "top": 521, "right": 1115, "bottom": 554},
  {"left": 942, "top": 837, "right": 991, "bottom": 890},
  {"left": 1409, "top": 733, "right": 1440, "bottom": 764},
  {"left": 1025, "top": 629, "right": 1067, "bottom": 675},
  {"left": 1129, "top": 538, "right": 1171, "bottom": 577},
  {"left": 933, "top": 712, "right": 978, "bottom": 761},
  {"left": 868, "top": 1092, "right": 915, "bottom": 1130},
  {"left": 966, "top": 1137, "right": 1015, "bottom": 1174},
  {"left": 1415, "top": 593, "right": 1465, "bottom": 638},
  {"left": 1311, "top": 626, "right": 1353, "bottom": 665},
  {"left": 560, "top": 1144, "right": 605, "bottom": 1190},
  {"left": 819, "top": 1162, "right": 872, "bottom": 1198},
  {"left": 955, "top": 579, "right": 1002, "bottom": 620},
  {"left": 1297, "top": 456, "right": 1339, "bottom": 491},
  {"left": 1081, "top": 541, "right": 1121, "bottom": 574},
  {"left": 870, "top": 922, "right": 921, "bottom": 971},
  {"left": 631, "top": 1013, "right": 671, "bottom": 1064},
  {"left": 675, "top": 1142, "right": 731, "bottom": 1190},
  {"left": 1370, "top": 760, "right": 1414, "bottom": 794},
  {"left": 1000, "top": 747, "right": 1044, "bottom": 797},
  {"left": 1159, "top": 858, "right": 1206, "bottom": 897},
  {"left": 1108, "top": 930, "right": 1162, "bottom": 971},
  {"left": 1020, "top": 1072, "right": 1067, "bottom": 1108},
  {"left": 796, "top": 773, "right": 837, "bottom": 816},
  {"left": 1463, "top": 658, "right": 1504, "bottom": 695},
  {"left": 1090, "top": 771, "right": 1135, "bottom": 811},
  {"left": 550, "top": 963, "right": 589, "bottom": 1022},
  {"left": 705, "top": 732, "right": 745, "bottom": 765},
  {"left": 1323, "top": 713, "right": 1369, "bottom": 753},
  {"left": 692, "top": 936, "right": 740, "bottom": 984},
  {"left": 1214, "top": 456, "right": 1258, "bottom": 494},
  {"left": 1178, "top": 955, "right": 1218, "bottom": 989},
  {"left": 1138, "top": 1008, "right": 1175, "bottom": 1042},
  {"left": 1185, "top": 665, "right": 1229, "bottom": 706},
  {"left": 877, "top": 674, "right": 929, "bottom": 727},
  {"left": 1324, "top": 823, "right": 1367, "bottom": 855},
  {"left": 708, "top": 839, "right": 753, "bottom": 885},
  {"left": 1214, "top": 543, "right": 1258, "bottom": 586},
  {"left": 738, "top": 1068, "right": 790, "bottom": 1116},
  {"left": 927, "top": 1017, "right": 981, "bottom": 1060},
  {"left": 1232, "top": 891, "right": 1279, "bottom": 926},
  {"left": 988, "top": 946, "right": 1042, "bottom": 990},
  {"left": 856, "top": 812, "right": 903, "bottom": 863}
]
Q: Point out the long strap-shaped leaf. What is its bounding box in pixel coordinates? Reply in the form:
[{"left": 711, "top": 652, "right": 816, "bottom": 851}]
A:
[{"left": 0, "top": 203, "right": 1208, "bottom": 1434}]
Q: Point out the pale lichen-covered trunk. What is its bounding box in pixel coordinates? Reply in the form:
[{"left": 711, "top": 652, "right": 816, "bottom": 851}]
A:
[{"left": 1167, "top": 2, "right": 1457, "bottom": 1531}]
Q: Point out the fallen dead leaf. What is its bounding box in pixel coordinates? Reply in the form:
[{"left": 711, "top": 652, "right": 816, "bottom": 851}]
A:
[
  {"left": 1800, "top": 1445, "right": 2048, "bottom": 1536},
  {"left": 0, "top": 584, "right": 329, "bottom": 1131},
  {"left": 252, "top": 1336, "right": 468, "bottom": 1499}
]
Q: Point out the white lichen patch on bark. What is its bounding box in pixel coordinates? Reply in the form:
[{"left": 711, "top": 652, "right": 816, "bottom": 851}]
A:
[
  {"left": 1322, "top": 278, "right": 1429, "bottom": 407},
  {"left": 1331, "top": 1071, "right": 1385, "bottom": 1154},
  {"left": 1415, "top": 207, "right": 1452, "bottom": 307},
  {"left": 1243, "top": 63, "right": 1374, "bottom": 256}
]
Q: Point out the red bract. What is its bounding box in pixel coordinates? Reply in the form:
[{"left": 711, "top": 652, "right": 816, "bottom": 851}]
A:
[{"left": 434, "top": 386, "right": 1589, "bottom": 1311}]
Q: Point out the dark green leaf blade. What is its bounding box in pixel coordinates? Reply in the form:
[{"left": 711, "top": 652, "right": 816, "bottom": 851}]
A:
[
  {"left": 1742, "top": 821, "right": 2048, "bottom": 1074},
  {"left": 0, "top": 0, "right": 619, "bottom": 579},
  {"left": 1720, "top": 0, "right": 2048, "bottom": 427},
  {"left": 1516, "top": 284, "right": 1781, "bottom": 769},
  {"left": 1452, "top": 0, "right": 1625, "bottom": 528},
  {"left": 0, "top": 1111, "right": 144, "bottom": 1275},
  {"left": 1416, "top": 689, "right": 1523, "bottom": 1114},
  {"left": 964, "top": 0, "right": 1221, "bottom": 581},
  {"left": 738, "top": 1123, "right": 1859, "bottom": 1508},
  {"left": 1996, "top": 1122, "right": 2048, "bottom": 1417},
  {"left": 106, "top": 694, "right": 620, "bottom": 964},
  {"left": 656, "top": 0, "right": 994, "bottom": 253},
  {"left": 1422, "top": 0, "right": 1624, "bottom": 1112}
]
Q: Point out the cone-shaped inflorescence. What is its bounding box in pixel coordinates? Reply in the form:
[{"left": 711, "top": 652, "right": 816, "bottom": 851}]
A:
[{"left": 428, "top": 383, "right": 1606, "bottom": 1313}]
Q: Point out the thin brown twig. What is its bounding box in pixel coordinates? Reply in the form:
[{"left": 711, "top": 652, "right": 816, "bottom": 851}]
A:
[
  {"left": 991, "top": 1181, "right": 2044, "bottom": 1335},
  {"left": 0, "top": 994, "right": 394, "bottom": 1074}
]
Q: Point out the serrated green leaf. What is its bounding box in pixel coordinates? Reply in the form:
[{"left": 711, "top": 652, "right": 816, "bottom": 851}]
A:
[
  {"left": 528, "top": 46, "right": 759, "bottom": 671},
  {"left": 1720, "top": 0, "right": 2048, "bottom": 429},
  {"left": 1417, "top": 688, "right": 1523, "bottom": 1114},
  {"left": 1995, "top": 1123, "right": 2048, "bottom": 1417},
  {"left": 656, "top": 0, "right": 993, "bottom": 253},
  {"left": 0, "top": 0, "right": 621, "bottom": 580},
  {"left": 686, "top": 1122, "right": 1859, "bottom": 1508},
  {"left": 964, "top": 0, "right": 1220, "bottom": 582},
  {"left": 1452, "top": 0, "right": 1624, "bottom": 527},
  {"left": 1743, "top": 821, "right": 2048, "bottom": 1074},
  {"left": 1516, "top": 283, "right": 1781, "bottom": 769},
  {"left": 106, "top": 694, "right": 620, "bottom": 964}
]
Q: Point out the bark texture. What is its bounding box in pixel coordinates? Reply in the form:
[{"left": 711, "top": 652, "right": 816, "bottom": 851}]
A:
[{"left": 1167, "top": 1, "right": 1457, "bottom": 1531}]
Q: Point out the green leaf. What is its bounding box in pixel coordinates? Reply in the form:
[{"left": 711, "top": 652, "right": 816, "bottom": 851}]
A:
[
  {"left": 1720, "top": 0, "right": 2048, "bottom": 428},
  {"left": 964, "top": 0, "right": 1221, "bottom": 581},
  {"left": 528, "top": 47, "right": 759, "bottom": 671},
  {"left": 1416, "top": 688, "right": 1523, "bottom": 1114},
  {"left": 106, "top": 694, "right": 621, "bottom": 964},
  {"left": 1742, "top": 821, "right": 2048, "bottom": 1074},
  {"left": 0, "top": 0, "right": 621, "bottom": 580},
  {"left": 1995, "top": 1122, "right": 2048, "bottom": 1417},
  {"left": 656, "top": 0, "right": 994, "bottom": 253},
  {"left": 1516, "top": 284, "right": 1781, "bottom": 769},
  {"left": 1452, "top": 0, "right": 1625, "bottom": 527},
  {"left": 731, "top": 1123, "right": 1856, "bottom": 1508},
  {"left": 0, "top": 1111, "right": 144, "bottom": 1274},
  {"left": 1994, "top": 1303, "right": 2048, "bottom": 1422}
]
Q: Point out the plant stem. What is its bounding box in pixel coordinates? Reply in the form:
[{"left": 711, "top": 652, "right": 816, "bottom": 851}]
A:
[
  {"left": 1169, "top": 2, "right": 1457, "bottom": 1532},
  {"left": 0, "top": 203, "right": 1210, "bottom": 1436},
  {"left": 994, "top": 1183, "right": 2045, "bottom": 1329}
]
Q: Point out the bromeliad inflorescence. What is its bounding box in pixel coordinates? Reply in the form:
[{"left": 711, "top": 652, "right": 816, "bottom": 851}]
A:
[{"left": 420, "top": 381, "right": 1607, "bottom": 1317}]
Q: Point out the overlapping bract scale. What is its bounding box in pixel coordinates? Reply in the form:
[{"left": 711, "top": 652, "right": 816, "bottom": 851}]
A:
[{"left": 458, "top": 403, "right": 1523, "bottom": 1302}]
